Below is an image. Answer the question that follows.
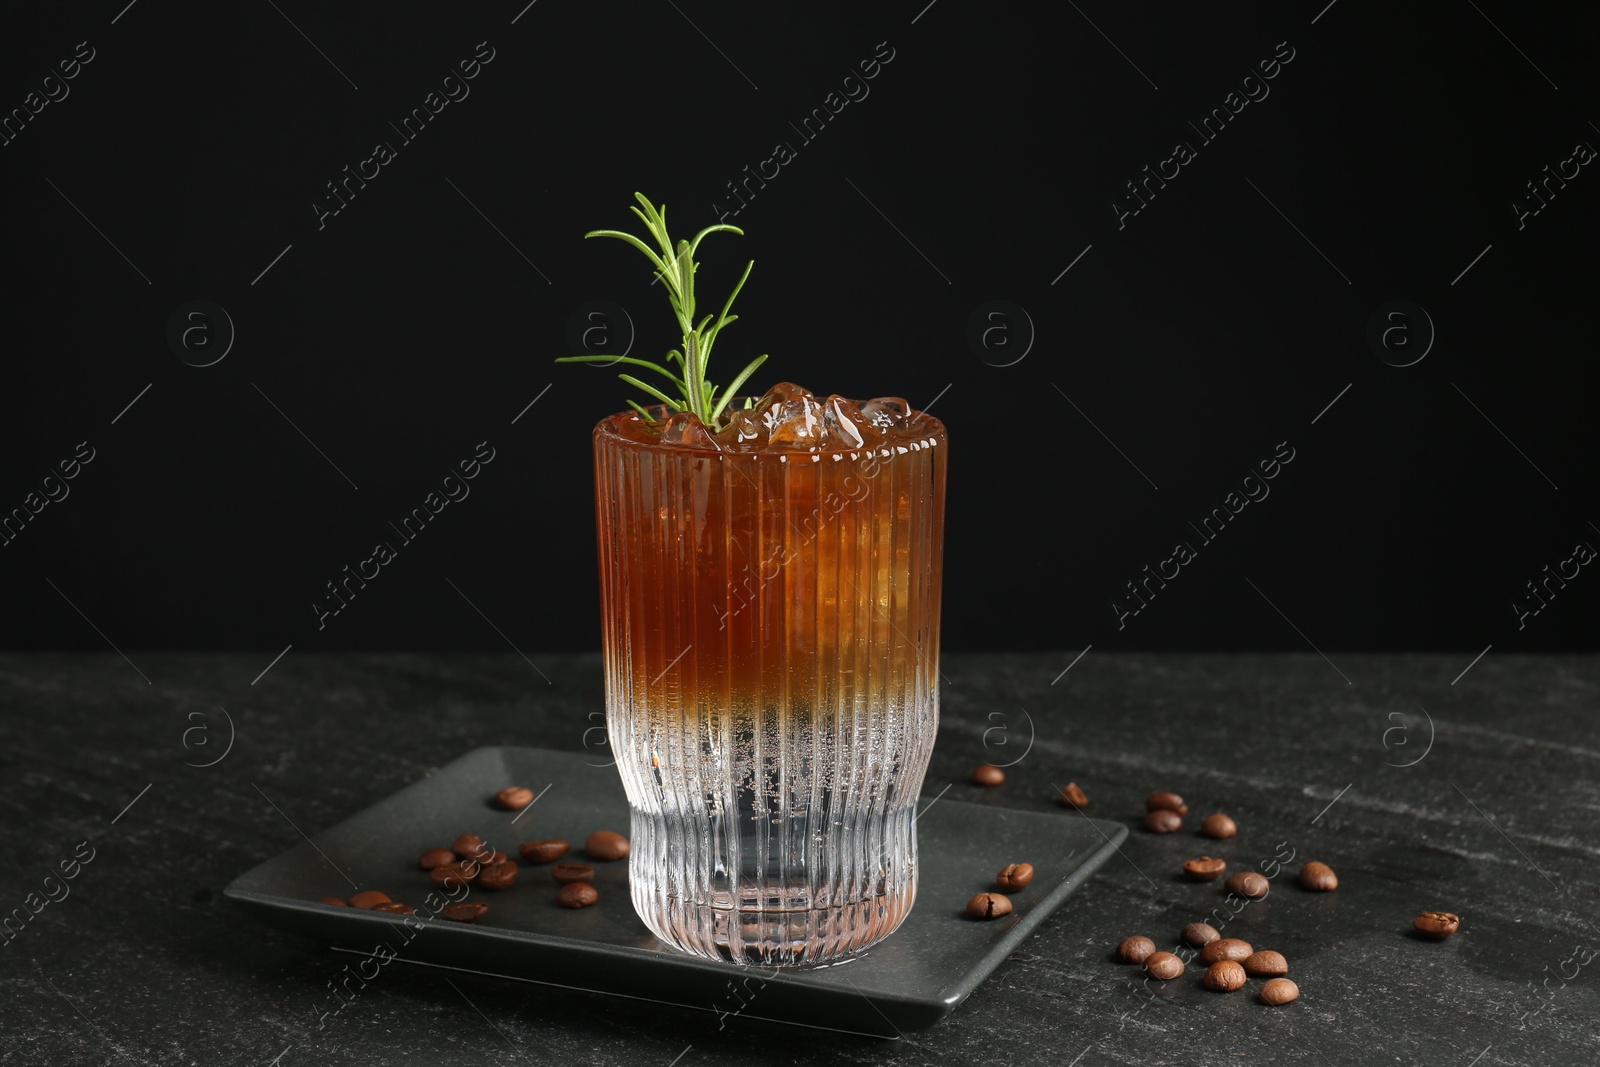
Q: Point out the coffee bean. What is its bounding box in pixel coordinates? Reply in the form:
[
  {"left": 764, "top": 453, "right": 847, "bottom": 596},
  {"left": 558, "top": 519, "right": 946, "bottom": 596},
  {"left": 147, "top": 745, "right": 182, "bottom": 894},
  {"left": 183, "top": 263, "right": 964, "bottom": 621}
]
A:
[
  {"left": 429, "top": 864, "right": 477, "bottom": 889},
  {"left": 972, "top": 764, "right": 1005, "bottom": 786},
  {"left": 1182, "top": 922, "right": 1220, "bottom": 947},
  {"left": 372, "top": 901, "right": 414, "bottom": 915},
  {"left": 1413, "top": 911, "right": 1461, "bottom": 939},
  {"left": 1198, "top": 938, "right": 1253, "bottom": 965},
  {"left": 551, "top": 862, "right": 594, "bottom": 885},
  {"left": 495, "top": 786, "right": 535, "bottom": 810},
  {"left": 452, "top": 833, "right": 490, "bottom": 861},
  {"left": 558, "top": 882, "right": 599, "bottom": 909},
  {"left": 477, "top": 861, "right": 518, "bottom": 891},
  {"left": 585, "top": 831, "right": 630, "bottom": 861},
  {"left": 1202, "top": 959, "right": 1246, "bottom": 992},
  {"left": 418, "top": 848, "right": 457, "bottom": 870},
  {"left": 348, "top": 890, "right": 390, "bottom": 910},
  {"left": 996, "top": 863, "right": 1034, "bottom": 891},
  {"left": 1182, "top": 856, "right": 1227, "bottom": 881},
  {"left": 1200, "top": 813, "right": 1237, "bottom": 839},
  {"left": 1226, "top": 871, "right": 1269, "bottom": 899},
  {"left": 317, "top": 896, "right": 347, "bottom": 906},
  {"left": 483, "top": 851, "right": 510, "bottom": 866},
  {"left": 519, "top": 839, "right": 570, "bottom": 864},
  {"left": 1243, "top": 950, "right": 1288, "bottom": 977},
  {"left": 1143, "top": 952, "right": 1184, "bottom": 980},
  {"left": 1146, "top": 792, "right": 1188, "bottom": 815},
  {"left": 1117, "top": 936, "right": 1157, "bottom": 964},
  {"left": 1143, "top": 809, "right": 1182, "bottom": 834},
  {"left": 442, "top": 903, "right": 488, "bottom": 923},
  {"left": 1259, "top": 977, "right": 1299, "bottom": 1006},
  {"left": 1060, "top": 782, "right": 1088, "bottom": 808},
  {"left": 1298, "top": 861, "right": 1338, "bottom": 892},
  {"left": 966, "top": 893, "right": 1013, "bottom": 920}
]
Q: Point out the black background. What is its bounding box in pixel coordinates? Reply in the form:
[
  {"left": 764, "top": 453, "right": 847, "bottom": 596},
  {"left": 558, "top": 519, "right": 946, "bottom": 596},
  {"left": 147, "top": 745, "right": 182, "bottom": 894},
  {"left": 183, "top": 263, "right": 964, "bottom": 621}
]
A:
[{"left": 3, "top": 1, "right": 1596, "bottom": 657}]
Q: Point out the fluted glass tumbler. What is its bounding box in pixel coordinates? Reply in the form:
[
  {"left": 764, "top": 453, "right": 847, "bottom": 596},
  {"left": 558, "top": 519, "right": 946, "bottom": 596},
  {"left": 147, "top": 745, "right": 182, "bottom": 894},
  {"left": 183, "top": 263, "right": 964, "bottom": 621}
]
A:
[{"left": 590, "top": 406, "right": 947, "bottom": 966}]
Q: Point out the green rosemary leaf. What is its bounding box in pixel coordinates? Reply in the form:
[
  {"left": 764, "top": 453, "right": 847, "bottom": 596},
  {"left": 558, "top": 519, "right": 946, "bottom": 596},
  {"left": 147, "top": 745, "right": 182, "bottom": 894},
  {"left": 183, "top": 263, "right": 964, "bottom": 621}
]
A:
[
  {"left": 629, "top": 196, "right": 675, "bottom": 262},
  {"left": 676, "top": 244, "right": 696, "bottom": 323},
  {"left": 687, "top": 224, "right": 744, "bottom": 260},
  {"left": 585, "top": 229, "right": 669, "bottom": 277},
  {"left": 710, "top": 260, "right": 754, "bottom": 341},
  {"left": 709, "top": 354, "right": 769, "bottom": 422},
  {"left": 626, "top": 399, "right": 657, "bottom": 422},
  {"left": 555, "top": 354, "right": 685, "bottom": 388},
  {"left": 617, "top": 373, "right": 682, "bottom": 410},
  {"left": 700, "top": 313, "right": 739, "bottom": 363}
]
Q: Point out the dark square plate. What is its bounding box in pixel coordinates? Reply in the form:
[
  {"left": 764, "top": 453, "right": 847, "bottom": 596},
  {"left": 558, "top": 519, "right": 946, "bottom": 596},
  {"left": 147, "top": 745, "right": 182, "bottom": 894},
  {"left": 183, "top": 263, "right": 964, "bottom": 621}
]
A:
[{"left": 224, "top": 746, "right": 1126, "bottom": 1036}]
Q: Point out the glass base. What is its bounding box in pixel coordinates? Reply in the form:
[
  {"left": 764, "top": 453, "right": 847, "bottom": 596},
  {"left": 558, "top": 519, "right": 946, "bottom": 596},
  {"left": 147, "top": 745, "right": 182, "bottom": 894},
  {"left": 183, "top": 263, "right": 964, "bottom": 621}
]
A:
[
  {"left": 628, "top": 808, "right": 920, "bottom": 968},
  {"left": 633, "top": 882, "right": 917, "bottom": 968}
]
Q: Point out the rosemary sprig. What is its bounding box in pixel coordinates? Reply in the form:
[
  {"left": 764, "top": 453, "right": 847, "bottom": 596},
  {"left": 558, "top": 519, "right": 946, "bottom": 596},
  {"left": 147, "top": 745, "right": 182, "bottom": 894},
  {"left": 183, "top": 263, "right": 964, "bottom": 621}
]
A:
[{"left": 556, "top": 192, "right": 769, "bottom": 433}]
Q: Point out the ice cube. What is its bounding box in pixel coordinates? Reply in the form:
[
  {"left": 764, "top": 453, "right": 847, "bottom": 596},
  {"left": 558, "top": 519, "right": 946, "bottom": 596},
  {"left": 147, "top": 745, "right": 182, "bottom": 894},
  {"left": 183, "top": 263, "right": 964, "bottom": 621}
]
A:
[
  {"left": 659, "top": 410, "right": 719, "bottom": 449},
  {"left": 767, "top": 395, "right": 826, "bottom": 446},
  {"left": 761, "top": 382, "right": 813, "bottom": 404},
  {"left": 714, "top": 407, "right": 768, "bottom": 450},
  {"left": 860, "top": 397, "right": 908, "bottom": 431},
  {"left": 822, "top": 395, "right": 883, "bottom": 449},
  {"left": 754, "top": 382, "right": 808, "bottom": 426}
]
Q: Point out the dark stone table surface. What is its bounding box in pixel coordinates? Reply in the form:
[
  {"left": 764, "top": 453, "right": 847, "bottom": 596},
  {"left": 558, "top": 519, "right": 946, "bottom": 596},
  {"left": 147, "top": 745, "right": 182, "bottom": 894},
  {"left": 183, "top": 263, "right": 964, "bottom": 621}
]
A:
[{"left": 1, "top": 651, "right": 1596, "bottom": 1066}]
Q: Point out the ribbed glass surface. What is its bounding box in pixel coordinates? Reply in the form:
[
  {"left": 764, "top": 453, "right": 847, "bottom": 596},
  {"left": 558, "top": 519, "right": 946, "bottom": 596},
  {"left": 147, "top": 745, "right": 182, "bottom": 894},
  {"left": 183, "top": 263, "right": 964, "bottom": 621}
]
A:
[{"left": 591, "top": 410, "right": 947, "bottom": 967}]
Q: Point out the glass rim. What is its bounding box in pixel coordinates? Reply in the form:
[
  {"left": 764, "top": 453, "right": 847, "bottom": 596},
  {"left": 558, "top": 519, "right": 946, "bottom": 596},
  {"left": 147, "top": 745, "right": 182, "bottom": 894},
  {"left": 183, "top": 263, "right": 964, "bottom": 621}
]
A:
[{"left": 592, "top": 397, "right": 947, "bottom": 460}]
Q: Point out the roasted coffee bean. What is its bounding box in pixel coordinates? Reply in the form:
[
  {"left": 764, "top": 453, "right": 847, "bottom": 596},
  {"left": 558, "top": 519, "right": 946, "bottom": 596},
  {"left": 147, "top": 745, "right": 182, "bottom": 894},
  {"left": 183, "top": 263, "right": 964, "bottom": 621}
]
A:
[
  {"left": 1200, "top": 813, "right": 1237, "bottom": 839},
  {"left": 483, "top": 851, "right": 509, "bottom": 866},
  {"left": 1143, "top": 809, "right": 1182, "bottom": 834},
  {"left": 552, "top": 862, "right": 595, "bottom": 885},
  {"left": 558, "top": 882, "right": 600, "bottom": 909},
  {"left": 585, "top": 831, "right": 630, "bottom": 861},
  {"left": 495, "top": 786, "right": 535, "bottom": 810},
  {"left": 966, "top": 892, "right": 1013, "bottom": 920},
  {"left": 519, "top": 839, "right": 570, "bottom": 864},
  {"left": 1298, "top": 861, "right": 1338, "bottom": 892},
  {"left": 1060, "top": 782, "right": 1088, "bottom": 808},
  {"left": 418, "top": 848, "right": 457, "bottom": 870},
  {"left": 1146, "top": 792, "right": 1188, "bottom": 815},
  {"left": 1202, "top": 960, "right": 1246, "bottom": 992},
  {"left": 477, "top": 861, "right": 518, "bottom": 891},
  {"left": 372, "top": 901, "right": 414, "bottom": 915},
  {"left": 442, "top": 902, "right": 488, "bottom": 923},
  {"left": 1226, "top": 871, "right": 1270, "bottom": 899},
  {"left": 996, "top": 863, "right": 1035, "bottom": 891},
  {"left": 1243, "top": 950, "right": 1288, "bottom": 977},
  {"left": 1413, "top": 911, "right": 1461, "bottom": 939},
  {"left": 1182, "top": 922, "right": 1221, "bottom": 947},
  {"left": 1182, "top": 856, "right": 1227, "bottom": 881},
  {"left": 1259, "top": 977, "right": 1299, "bottom": 1005},
  {"left": 348, "top": 890, "right": 391, "bottom": 910},
  {"left": 972, "top": 764, "right": 1005, "bottom": 786},
  {"left": 452, "top": 833, "right": 490, "bottom": 861},
  {"left": 1117, "top": 936, "right": 1157, "bottom": 964},
  {"left": 317, "top": 896, "right": 347, "bottom": 906},
  {"left": 1143, "top": 951, "right": 1184, "bottom": 980},
  {"left": 430, "top": 864, "right": 477, "bottom": 889},
  {"left": 1198, "top": 938, "right": 1253, "bottom": 965}
]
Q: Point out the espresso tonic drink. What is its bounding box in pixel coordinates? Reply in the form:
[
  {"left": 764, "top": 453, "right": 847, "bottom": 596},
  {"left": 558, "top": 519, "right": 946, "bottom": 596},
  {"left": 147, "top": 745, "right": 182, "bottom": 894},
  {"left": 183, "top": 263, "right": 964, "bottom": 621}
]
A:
[{"left": 591, "top": 384, "right": 947, "bottom": 966}]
